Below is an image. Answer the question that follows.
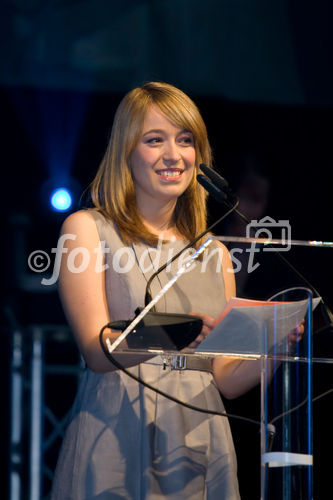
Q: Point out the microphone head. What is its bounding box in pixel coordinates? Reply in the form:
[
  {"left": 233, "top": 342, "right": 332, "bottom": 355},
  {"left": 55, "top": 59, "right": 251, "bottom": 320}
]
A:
[
  {"left": 197, "top": 174, "right": 227, "bottom": 203},
  {"left": 199, "top": 164, "right": 230, "bottom": 190}
]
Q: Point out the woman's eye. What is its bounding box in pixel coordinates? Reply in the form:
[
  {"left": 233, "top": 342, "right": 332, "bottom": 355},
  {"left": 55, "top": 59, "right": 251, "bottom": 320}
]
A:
[
  {"left": 179, "top": 135, "right": 194, "bottom": 145},
  {"left": 146, "top": 137, "right": 162, "bottom": 144}
]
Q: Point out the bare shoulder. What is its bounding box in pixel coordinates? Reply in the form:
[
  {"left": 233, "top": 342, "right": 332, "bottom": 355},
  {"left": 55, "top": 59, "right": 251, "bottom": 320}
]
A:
[
  {"left": 61, "top": 209, "right": 97, "bottom": 234},
  {"left": 59, "top": 210, "right": 101, "bottom": 248}
]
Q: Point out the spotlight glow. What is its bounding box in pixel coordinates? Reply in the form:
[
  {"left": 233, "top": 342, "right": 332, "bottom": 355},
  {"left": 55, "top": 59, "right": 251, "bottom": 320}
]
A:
[{"left": 50, "top": 188, "right": 72, "bottom": 212}]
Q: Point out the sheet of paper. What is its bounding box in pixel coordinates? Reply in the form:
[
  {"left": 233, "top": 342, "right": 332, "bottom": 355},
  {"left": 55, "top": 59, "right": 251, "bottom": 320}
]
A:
[{"left": 196, "top": 297, "right": 321, "bottom": 355}]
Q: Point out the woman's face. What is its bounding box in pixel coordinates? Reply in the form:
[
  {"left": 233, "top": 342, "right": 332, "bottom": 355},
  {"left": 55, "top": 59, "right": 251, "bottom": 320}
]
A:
[{"left": 130, "top": 105, "right": 196, "bottom": 211}]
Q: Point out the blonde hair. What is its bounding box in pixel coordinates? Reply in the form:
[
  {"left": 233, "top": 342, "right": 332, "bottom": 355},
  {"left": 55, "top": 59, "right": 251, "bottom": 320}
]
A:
[{"left": 90, "top": 81, "right": 212, "bottom": 246}]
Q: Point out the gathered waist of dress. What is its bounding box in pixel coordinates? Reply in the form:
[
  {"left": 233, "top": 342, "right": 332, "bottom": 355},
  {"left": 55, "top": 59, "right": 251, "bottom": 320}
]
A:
[{"left": 143, "top": 355, "right": 213, "bottom": 372}]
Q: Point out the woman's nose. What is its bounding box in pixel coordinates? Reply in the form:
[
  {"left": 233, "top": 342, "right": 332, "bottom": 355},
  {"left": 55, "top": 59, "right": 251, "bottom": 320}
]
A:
[{"left": 163, "top": 140, "right": 181, "bottom": 164}]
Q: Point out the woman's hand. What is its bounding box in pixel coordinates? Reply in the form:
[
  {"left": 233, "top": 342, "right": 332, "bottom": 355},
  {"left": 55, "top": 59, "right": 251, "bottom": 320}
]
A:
[{"left": 187, "top": 312, "right": 217, "bottom": 348}]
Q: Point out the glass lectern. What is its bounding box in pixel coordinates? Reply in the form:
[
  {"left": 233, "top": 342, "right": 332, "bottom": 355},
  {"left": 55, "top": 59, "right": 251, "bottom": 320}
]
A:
[{"left": 102, "top": 236, "right": 333, "bottom": 500}]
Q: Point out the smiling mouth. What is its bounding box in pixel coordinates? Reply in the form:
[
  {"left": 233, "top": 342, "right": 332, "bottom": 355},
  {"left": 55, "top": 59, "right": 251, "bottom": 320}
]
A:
[{"left": 156, "top": 169, "right": 184, "bottom": 179}]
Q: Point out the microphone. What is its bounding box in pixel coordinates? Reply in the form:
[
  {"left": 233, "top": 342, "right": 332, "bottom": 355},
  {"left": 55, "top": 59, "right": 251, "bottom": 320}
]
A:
[
  {"left": 199, "top": 163, "right": 231, "bottom": 193},
  {"left": 196, "top": 174, "right": 227, "bottom": 204},
  {"left": 198, "top": 165, "right": 248, "bottom": 225}
]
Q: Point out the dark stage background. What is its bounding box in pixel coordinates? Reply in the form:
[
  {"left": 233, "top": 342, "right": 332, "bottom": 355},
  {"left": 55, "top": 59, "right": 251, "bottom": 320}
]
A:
[{"left": 1, "top": 1, "right": 333, "bottom": 499}]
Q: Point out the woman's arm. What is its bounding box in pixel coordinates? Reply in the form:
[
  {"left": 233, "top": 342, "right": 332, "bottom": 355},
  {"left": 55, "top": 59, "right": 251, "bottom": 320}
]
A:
[{"left": 58, "top": 210, "right": 150, "bottom": 373}]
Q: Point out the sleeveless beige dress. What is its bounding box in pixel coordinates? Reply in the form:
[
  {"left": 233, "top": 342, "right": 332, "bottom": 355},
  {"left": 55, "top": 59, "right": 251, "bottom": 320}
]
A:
[{"left": 51, "top": 209, "right": 240, "bottom": 500}]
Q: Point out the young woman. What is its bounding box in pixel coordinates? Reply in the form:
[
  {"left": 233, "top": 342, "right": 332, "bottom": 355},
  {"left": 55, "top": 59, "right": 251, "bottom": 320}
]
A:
[{"left": 51, "top": 82, "right": 261, "bottom": 499}]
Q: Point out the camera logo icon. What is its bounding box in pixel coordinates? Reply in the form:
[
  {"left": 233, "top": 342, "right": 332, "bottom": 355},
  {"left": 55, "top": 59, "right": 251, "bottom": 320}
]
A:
[{"left": 246, "top": 216, "right": 291, "bottom": 252}]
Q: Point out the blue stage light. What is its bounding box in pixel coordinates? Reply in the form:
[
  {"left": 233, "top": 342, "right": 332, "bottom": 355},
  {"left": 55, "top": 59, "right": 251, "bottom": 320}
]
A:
[{"left": 50, "top": 188, "right": 72, "bottom": 212}]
